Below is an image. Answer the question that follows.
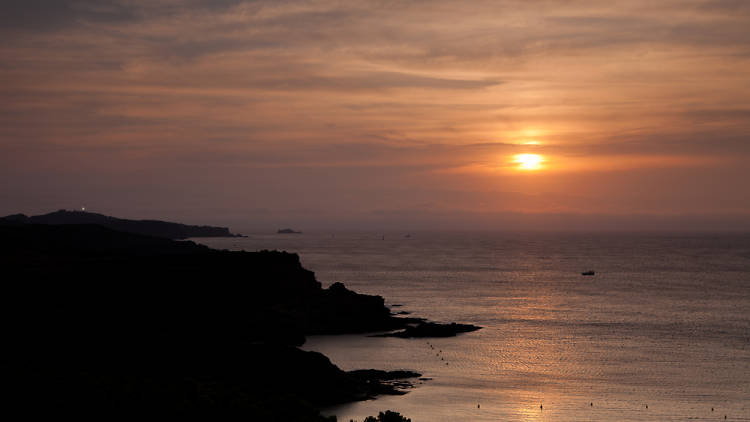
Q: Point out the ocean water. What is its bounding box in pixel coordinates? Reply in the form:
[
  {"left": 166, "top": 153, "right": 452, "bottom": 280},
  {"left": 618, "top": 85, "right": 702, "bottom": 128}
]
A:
[{"left": 195, "top": 232, "right": 750, "bottom": 422}]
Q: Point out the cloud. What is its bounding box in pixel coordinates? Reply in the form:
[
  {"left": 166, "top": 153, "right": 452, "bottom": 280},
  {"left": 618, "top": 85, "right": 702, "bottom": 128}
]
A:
[
  {"left": 1, "top": 0, "right": 749, "bottom": 226},
  {"left": 0, "top": 0, "right": 248, "bottom": 31}
]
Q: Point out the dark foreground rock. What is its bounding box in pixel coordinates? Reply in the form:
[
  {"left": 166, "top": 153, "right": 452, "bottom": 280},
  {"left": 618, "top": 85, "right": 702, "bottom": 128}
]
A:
[
  {"left": 348, "top": 370, "right": 422, "bottom": 396},
  {"left": 0, "top": 209, "right": 242, "bottom": 239},
  {"left": 0, "top": 223, "right": 463, "bottom": 420},
  {"left": 373, "top": 321, "right": 482, "bottom": 338}
]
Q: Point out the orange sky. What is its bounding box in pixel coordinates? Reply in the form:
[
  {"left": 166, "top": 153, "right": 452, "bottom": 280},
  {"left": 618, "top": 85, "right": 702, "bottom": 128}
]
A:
[{"left": 1, "top": 1, "right": 749, "bottom": 230}]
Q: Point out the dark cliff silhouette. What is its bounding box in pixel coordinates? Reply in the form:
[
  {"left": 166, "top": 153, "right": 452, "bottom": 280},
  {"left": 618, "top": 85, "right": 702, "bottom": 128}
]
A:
[
  {"left": 0, "top": 223, "right": 451, "bottom": 420},
  {"left": 1, "top": 209, "right": 241, "bottom": 239}
]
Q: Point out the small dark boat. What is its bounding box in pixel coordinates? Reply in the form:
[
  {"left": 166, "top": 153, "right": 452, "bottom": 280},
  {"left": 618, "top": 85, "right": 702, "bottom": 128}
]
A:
[{"left": 581, "top": 271, "right": 595, "bottom": 276}]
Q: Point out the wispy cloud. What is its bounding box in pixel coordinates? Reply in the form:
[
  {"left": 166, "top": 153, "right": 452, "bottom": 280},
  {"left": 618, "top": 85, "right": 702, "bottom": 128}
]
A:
[{"left": 1, "top": 0, "right": 749, "bottom": 227}]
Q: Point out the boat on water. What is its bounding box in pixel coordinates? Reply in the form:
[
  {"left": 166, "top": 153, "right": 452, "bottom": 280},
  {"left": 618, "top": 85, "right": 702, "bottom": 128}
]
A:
[{"left": 581, "top": 271, "right": 595, "bottom": 276}]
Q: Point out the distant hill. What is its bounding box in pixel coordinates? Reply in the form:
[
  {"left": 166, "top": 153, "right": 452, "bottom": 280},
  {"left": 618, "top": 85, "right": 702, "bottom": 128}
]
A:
[{"left": 0, "top": 209, "right": 241, "bottom": 239}]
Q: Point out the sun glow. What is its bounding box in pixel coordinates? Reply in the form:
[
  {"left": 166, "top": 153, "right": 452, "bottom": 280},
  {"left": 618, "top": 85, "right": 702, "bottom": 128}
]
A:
[{"left": 514, "top": 153, "right": 544, "bottom": 170}]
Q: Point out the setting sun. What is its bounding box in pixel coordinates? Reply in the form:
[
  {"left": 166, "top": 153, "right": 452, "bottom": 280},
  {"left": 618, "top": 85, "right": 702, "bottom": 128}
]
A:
[{"left": 514, "top": 153, "right": 544, "bottom": 170}]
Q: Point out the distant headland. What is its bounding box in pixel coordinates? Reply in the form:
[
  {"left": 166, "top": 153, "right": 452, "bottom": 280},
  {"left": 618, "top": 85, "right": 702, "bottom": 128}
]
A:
[
  {"left": 0, "top": 209, "right": 243, "bottom": 239},
  {"left": 278, "top": 228, "right": 303, "bottom": 234}
]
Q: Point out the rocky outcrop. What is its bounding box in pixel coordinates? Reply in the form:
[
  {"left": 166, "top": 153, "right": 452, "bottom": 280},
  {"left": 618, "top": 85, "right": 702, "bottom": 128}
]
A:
[
  {"left": 373, "top": 321, "right": 482, "bottom": 338},
  {"left": 0, "top": 223, "right": 455, "bottom": 419}
]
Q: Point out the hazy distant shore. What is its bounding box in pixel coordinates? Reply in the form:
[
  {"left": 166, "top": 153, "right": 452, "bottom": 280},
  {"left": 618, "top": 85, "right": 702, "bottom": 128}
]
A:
[{"left": 1, "top": 209, "right": 244, "bottom": 239}]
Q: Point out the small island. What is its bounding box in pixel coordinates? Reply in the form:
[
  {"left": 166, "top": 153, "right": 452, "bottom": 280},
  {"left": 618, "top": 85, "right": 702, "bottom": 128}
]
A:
[{"left": 278, "top": 228, "right": 303, "bottom": 234}]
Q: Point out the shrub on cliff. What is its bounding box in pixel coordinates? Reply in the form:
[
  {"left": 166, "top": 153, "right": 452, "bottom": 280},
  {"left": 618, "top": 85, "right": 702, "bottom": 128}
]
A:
[{"left": 352, "top": 410, "right": 411, "bottom": 422}]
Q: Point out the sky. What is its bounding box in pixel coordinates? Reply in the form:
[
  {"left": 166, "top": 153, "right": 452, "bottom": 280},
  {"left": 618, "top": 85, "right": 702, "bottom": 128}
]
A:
[{"left": 1, "top": 0, "right": 749, "bottom": 231}]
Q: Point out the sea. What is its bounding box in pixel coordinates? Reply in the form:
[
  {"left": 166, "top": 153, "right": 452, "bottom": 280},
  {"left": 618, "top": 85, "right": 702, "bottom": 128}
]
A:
[{"left": 195, "top": 231, "right": 750, "bottom": 422}]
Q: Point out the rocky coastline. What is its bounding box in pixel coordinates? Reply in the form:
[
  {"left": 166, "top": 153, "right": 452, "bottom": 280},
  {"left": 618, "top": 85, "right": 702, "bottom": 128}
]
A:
[{"left": 0, "top": 221, "right": 480, "bottom": 420}]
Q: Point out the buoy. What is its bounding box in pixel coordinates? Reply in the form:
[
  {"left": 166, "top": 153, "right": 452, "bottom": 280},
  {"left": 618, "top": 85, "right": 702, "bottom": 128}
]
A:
[
  {"left": 590, "top": 402, "right": 593, "bottom": 406},
  {"left": 477, "top": 404, "right": 480, "bottom": 409},
  {"left": 540, "top": 404, "right": 543, "bottom": 410}
]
